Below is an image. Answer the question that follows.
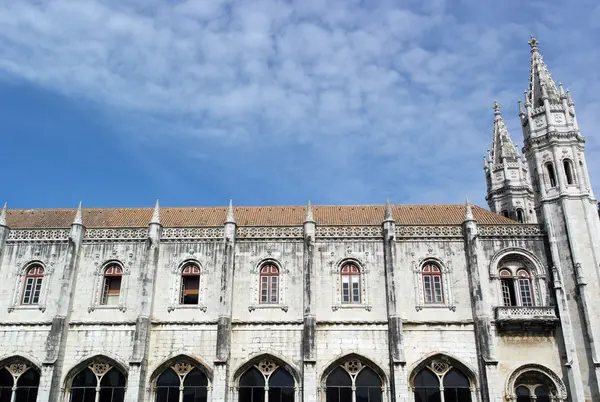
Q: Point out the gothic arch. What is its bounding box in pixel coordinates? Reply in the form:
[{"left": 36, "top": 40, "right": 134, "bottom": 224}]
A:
[
  {"left": 489, "top": 248, "right": 546, "bottom": 278},
  {"left": 233, "top": 352, "right": 301, "bottom": 385},
  {"left": 408, "top": 352, "right": 478, "bottom": 389},
  {"left": 149, "top": 353, "right": 213, "bottom": 384},
  {"left": 505, "top": 364, "right": 567, "bottom": 401},
  {"left": 63, "top": 354, "right": 128, "bottom": 388},
  {"left": 320, "top": 352, "right": 388, "bottom": 389},
  {"left": 0, "top": 353, "right": 42, "bottom": 372}
]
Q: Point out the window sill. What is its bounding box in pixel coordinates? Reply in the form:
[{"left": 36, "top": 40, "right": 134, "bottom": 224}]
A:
[
  {"left": 332, "top": 304, "right": 372, "bottom": 312},
  {"left": 167, "top": 304, "right": 208, "bottom": 313},
  {"left": 88, "top": 305, "right": 127, "bottom": 313},
  {"left": 416, "top": 304, "right": 456, "bottom": 312},
  {"left": 8, "top": 304, "right": 46, "bottom": 313},
  {"left": 248, "top": 304, "right": 288, "bottom": 312}
]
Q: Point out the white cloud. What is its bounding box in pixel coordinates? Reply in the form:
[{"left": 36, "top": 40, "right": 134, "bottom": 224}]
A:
[{"left": 0, "top": 0, "right": 599, "bottom": 205}]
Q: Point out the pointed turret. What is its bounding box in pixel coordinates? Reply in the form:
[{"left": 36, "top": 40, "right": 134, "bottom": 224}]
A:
[
  {"left": 225, "top": 199, "right": 236, "bottom": 224},
  {"left": 384, "top": 199, "right": 394, "bottom": 222},
  {"left": 73, "top": 202, "right": 83, "bottom": 226},
  {"left": 527, "top": 35, "right": 561, "bottom": 107},
  {"left": 465, "top": 198, "right": 474, "bottom": 222},
  {"left": 484, "top": 101, "right": 536, "bottom": 223},
  {"left": 0, "top": 203, "right": 7, "bottom": 227},
  {"left": 305, "top": 200, "right": 315, "bottom": 223},
  {"left": 150, "top": 199, "right": 161, "bottom": 225}
]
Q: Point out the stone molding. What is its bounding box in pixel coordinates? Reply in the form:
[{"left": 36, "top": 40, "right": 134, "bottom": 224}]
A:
[
  {"left": 395, "top": 226, "right": 463, "bottom": 238},
  {"left": 162, "top": 227, "right": 223, "bottom": 241},
  {"left": 316, "top": 226, "right": 382, "bottom": 239},
  {"left": 7, "top": 229, "right": 70, "bottom": 243},
  {"left": 238, "top": 226, "right": 303, "bottom": 239},
  {"left": 478, "top": 225, "right": 543, "bottom": 237}
]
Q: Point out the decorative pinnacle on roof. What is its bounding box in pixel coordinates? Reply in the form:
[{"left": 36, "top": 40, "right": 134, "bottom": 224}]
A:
[
  {"left": 73, "top": 202, "right": 83, "bottom": 225},
  {"left": 150, "top": 199, "right": 160, "bottom": 225},
  {"left": 0, "top": 202, "right": 7, "bottom": 227},
  {"left": 384, "top": 199, "right": 394, "bottom": 222},
  {"left": 305, "top": 200, "right": 315, "bottom": 223},
  {"left": 526, "top": 35, "right": 561, "bottom": 107},
  {"left": 465, "top": 198, "right": 474, "bottom": 222},
  {"left": 490, "top": 100, "right": 519, "bottom": 165},
  {"left": 225, "top": 199, "right": 236, "bottom": 224}
]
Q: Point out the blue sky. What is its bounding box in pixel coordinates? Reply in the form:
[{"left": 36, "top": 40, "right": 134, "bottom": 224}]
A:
[{"left": 1, "top": 0, "right": 599, "bottom": 209}]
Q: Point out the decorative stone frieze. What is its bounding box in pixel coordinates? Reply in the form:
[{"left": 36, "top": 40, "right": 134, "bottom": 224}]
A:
[
  {"left": 7, "top": 229, "right": 70, "bottom": 243},
  {"left": 478, "top": 225, "right": 543, "bottom": 237},
  {"left": 84, "top": 228, "right": 147, "bottom": 242},
  {"left": 237, "top": 226, "right": 303, "bottom": 239},
  {"left": 316, "top": 226, "right": 382, "bottom": 239},
  {"left": 161, "top": 227, "right": 223, "bottom": 241},
  {"left": 495, "top": 306, "right": 558, "bottom": 332},
  {"left": 395, "top": 225, "right": 463, "bottom": 238}
]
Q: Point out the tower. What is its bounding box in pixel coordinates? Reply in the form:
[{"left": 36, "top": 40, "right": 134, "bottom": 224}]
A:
[
  {"left": 484, "top": 101, "right": 536, "bottom": 223},
  {"left": 519, "top": 35, "right": 600, "bottom": 401}
]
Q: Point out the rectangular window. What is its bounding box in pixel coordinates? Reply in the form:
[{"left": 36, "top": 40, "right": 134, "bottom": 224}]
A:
[
  {"left": 342, "top": 276, "right": 350, "bottom": 303},
  {"left": 518, "top": 279, "right": 533, "bottom": 307},
  {"left": 270, "top": 276, "right": 278, "bottom": 303},
  {"left": 22, "top": 278, "right": 34, "bottom": 304},
  {"left": 424, "top": 276, "right": 432, "bottom": 303},
  {"left": 433, "top": 276, "right": 443, "bottom": 303},
  {"left": 101, "top": 276, "right": 122, "bottom": 305},
  {"left": 501, "top": 279, "right": 517, "bottom": 306},
  {"left": 352, "top": 278, "right": 360, "bottom": 303},
  {"left": 181, "top": 276, "right": 199, "bottom": 305},
  {"left": 32, "top": 278, "right": 43, "bottom": 304},
  {"left": 261, "top": 276, "right": 269, "bottom": 303}
]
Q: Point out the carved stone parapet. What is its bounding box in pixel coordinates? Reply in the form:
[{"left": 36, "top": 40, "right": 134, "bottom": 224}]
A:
[
  {"left": 237, "top": 226, "right": 303, "bottom": 239},
  {"left": 316, "top": 226, "right": 382, "bottom": 239},
  {"left": 7, "top": 229, "right": 70, "bottom": 243},
  {"left": 84, "top": 228, "right": 147, "bottom": 242},
  {"left": 161, "top": 227, "right": 223, "bottom": 241},
  {"left": 478, "top": 225, "right": 544, "bottom": 238},
  {"left": 495, "top": 306, "right": 558, "bottom": 333},
  {"left": 395, "top": 225, "right": 462, "bottom": 238}
]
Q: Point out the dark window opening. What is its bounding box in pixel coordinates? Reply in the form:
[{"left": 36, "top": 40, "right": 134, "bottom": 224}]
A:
[
  {"left": 180, "top": 263, "right": 201, "bottom": 305},
  {"left": 516, "top": 209, "right": 525, "bottom": 223},
  {"left": 546, "top": 163, "right": 557, "bottom": 187},
  {"left": 563, "top": 160, "right": 574, "bottom": 185}
]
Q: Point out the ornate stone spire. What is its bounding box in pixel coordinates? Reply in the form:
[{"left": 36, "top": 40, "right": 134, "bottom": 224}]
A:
[
  {"left": 305, "top": 200, "right": 315, "bottom": 223},
  {"left": 465, "top": 198, "right": 474, "bottom": 222},
  {"left": 527, "top": 35, "right": 561, "bottom": 107},
  {"left": 225, "top": 199, "right": 236, "bottom": 224},
  {"left": 150, "top": 199, "right": 160, "bottom": 225},
  {"left": 490, "top": 101, "right": 519, "bottom": 164},
  {"left": 73, "top": 202, "right": 83, "bottom": 226},
  {"left": 384, "top": 199, "right": 394, "bottom": 222},
  {"left": 0, "top": 203, "right": 7, "bottom": 227}
]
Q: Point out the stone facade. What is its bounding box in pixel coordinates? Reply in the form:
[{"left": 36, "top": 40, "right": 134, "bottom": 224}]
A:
[{"left": 0, "top": 37, "right": 598, "bottom": 402}]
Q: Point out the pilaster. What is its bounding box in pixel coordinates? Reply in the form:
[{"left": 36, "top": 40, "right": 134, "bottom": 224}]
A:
[
  {"left": 462, "top": 202, "right": 497, "bottom": 402},
  {"left": 382, "top": 201, "right": 406, "bottom": 402},
  {"left": 302, "top": 201, "right": 316, "bottom": 401},
  {"left": 126, "top": 200, "right": 162, "bottom": 402},
  {"left": 44, "top": 203, "right": 85, "bottom": 402},
  {"left": 215, "top": 200, "right": 236, "bottom": 401}
]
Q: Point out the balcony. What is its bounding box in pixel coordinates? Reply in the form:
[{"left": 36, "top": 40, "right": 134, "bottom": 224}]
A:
[{"left": 495, "top": 306, "right": 559, "bottom": 333}]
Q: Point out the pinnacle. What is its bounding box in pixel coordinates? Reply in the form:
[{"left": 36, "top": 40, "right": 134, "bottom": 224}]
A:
[
  {"left": 73, "top": 202, "right": 83, "bottom": 225},
  {"left": 384, "top": 199, "right": 394, "bottom": 222},
  {"left": 150, "top": 199, "right": 161, "bottom": 225},
  {"left": 528, "top": 34, "right": 539, "bottom": 51},
  {"left": 225, "top": 199, "right": 236, "bottom": 224},
  {"left": 0, "top": 202, "right": 7, "bottom": 227},
  {"left": 305, "top": 200, "right": 315, "bottom": 223}
]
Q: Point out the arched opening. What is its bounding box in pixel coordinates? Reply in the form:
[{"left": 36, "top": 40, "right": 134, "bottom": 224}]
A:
[
  {"left": 67, "top": 359, "right": 126, "bottom": 402},
  {"left": 340, "top": 263, "right": 361, "bottom": 304},
  {"left": 498, "top": 255, "right": 536, "bottom": 307},
  {"left": 546, "top": 163, "right": 557, "bottom": 188},
  {"left": 101, "top": 263, "right": 123, "bottom": 306},
  {"left": 259, "top": 263, "right": 280, "bottom": 304},
  {"left": 510, "top": 369, "right": 559, "bottom": 402},
  {"left": 21, "top": 265, "right": 45, "bottom": 305},
  {"left": 180, "top": 262, "right": 201, "bottom": 305},
  {"left": 422, "top": 263, "right": 444, "bottom": 304},
  {"left": 238, "top": 360, "right": 294, "bottom": 402},
  {"left": 0, "top": 360, "right": 40, "bottom": 402},
  {"left": 411, "top": 356, "right": 474, "bottom": 402},
  {"left": 324, "top": 359, "right": 383, "bottom": 402},
  {"left": 516, "top": 208, "right": 525, "bottom": 223},
  {"left": 154, "top": 361, "right": 209, "bottom": 402},
  {"left": 563, "top": 159, "right": 575, "bottom": 185}
]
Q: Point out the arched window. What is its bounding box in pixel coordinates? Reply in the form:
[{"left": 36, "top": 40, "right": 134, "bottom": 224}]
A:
[
  {"left": 500, "top": 268, "right": 534, "bottom": 307},
  {"left": 546, "top": 163, "right": 557, "bottom": 187},
  {"left": 259, "top": 264, "right": 279, "bottom": 304},
  {"left": 0, "top": 361, "right": 40, "bottom": 402},
  {"left": 512, "top": 370, "right": 557, "bottom": 402},
  {"left": 101, "top": 264, "right": 123, "bottom": 306},
  {"left": 69, "top": 361, "right": 125, "bottom": 402},
  {"left": 238, "top": 359, "right": 294, "bottom": 402},
  {"left": 155, "top": 362, "right": 208, "bottom": 402},
  {"left": 501, "top": 210, "right": 509, "bottom": 218},
  {"left": 180, "top": 262, "right": 201, "bottom": 305},
  {"left": 21, "top": 265, "right": 45, "bottom": 305},
  {"left": 325, "top": 360, "right": 382, "bottom": 402},
  {"left": 516, "top": 209, "right": 525, "bottom": 223},
  {"left": 563, "top": 159, "right": 575, "bottom": 185},
  {"left": 413, "top": 360, "right": 472, "bottom": 402},
  {"left": 422, "top": 263, "right": 444, "bottom": 304},
  {"left": 340, "top": 263, "right": 361, "bottom": 304}
]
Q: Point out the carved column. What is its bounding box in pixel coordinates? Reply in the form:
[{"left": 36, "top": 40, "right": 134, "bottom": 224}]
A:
[
  {"left": 302, "top": 201, "right": 316, "bottom": 401},
  {"left": 214, "top": 201, "right": 236, "bottom": 401},
  {"left": 44, "top": 204, "right": 85, "bottom": 402},
  {"left": 126, "top": 201, "right": 162, "bottom": 402},
  {"left": 382, "top": 202, "right": 406, "bottom": 402},
  {"left": 462, "top": 203, "right": 498, "bottom": 402}
]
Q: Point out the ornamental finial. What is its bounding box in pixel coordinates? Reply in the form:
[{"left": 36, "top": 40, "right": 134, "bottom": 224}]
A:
[
  {"left": 226, "top": 199, "right": 236, "bottom": 224},
  {"left": 465, "top": 198, "right": 474, "bottom": 222},
  {"left": 492, "top": 100, "right": 501, "bottom": 116},
  {"left": 528, "top": 35, "right": 539, "bottom": 51},
  {"left": 0, "top": 202, "right": 7, "bottom": 227},
  {"left": 384, "top": 199, "right": 394, "bottom": 222},
  {"left": 305, "top": 200, "right": 315, "bottom": 223},
  {"left": 73, "top": 201, "right": 83, "bottom": 226},
  {"left": 150, "top": 199, "right": 160, "bottom": 225}
]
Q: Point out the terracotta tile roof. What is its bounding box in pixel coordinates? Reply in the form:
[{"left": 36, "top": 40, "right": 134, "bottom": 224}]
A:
[{"left": 4, "top": 204, "right": 518, "bottom": 229}]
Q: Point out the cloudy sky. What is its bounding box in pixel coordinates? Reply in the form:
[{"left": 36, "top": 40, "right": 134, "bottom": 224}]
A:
[{"left": 1, "top": 0, "right": 599, "bottom": 209}]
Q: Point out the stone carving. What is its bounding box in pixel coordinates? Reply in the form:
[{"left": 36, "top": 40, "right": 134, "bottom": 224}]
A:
[
  {"left": 89, "top": 361, "right": 112, "bottom": 377},
  {"left": 316, "top": 226, "right": 382, "bottom": 238},
  {"left": 172, "top": 362, "right": 194, "bottom": 376},
  {"left": 257, "top": 360, "right": 278, "bottom": 376},
  {"left": 478, "top": 225, "right": 543, "bottom": 237},
  {"left": 396, "top": 226, "right": 462, "bottom": 238},
  {"left": 7, "top": 229, "right": 70, "bottom": 242},
  {"left": 84, "top": 228, "right": 147, "bottom": 241},
  {"left": 343, "top": 360, "right": 363, "bottom": 374},
  {"left": 162, "top": 227, "right": 223, "bottom": 240},
  {"left": 237, "top": 226, "right": 303, "bottom": 239},
  {"left": 7, "top": 362, "right": 28, "bottom": 377}
]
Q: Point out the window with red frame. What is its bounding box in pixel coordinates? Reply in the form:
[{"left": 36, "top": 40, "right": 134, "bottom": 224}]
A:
[
  {"left": 259, "top": 264, "right": 279, "bottom": 304},
  {"left": 341, "top": 263, "right": 361, "bottom": 304},
  {"left": 422, "top": 263, "right": 443, "bottom": 304},
  {"left": 500, "top": 268, "right": 534, "bottom": 307},
  {"left": 101, "top": 264, "right": 123, "bottom": 306},
  {"left": 180, "top": 263, "right": 201, "bottom": 305},
  {"left": 21, "top": 265, "right": 44, "bottom": 305}
]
